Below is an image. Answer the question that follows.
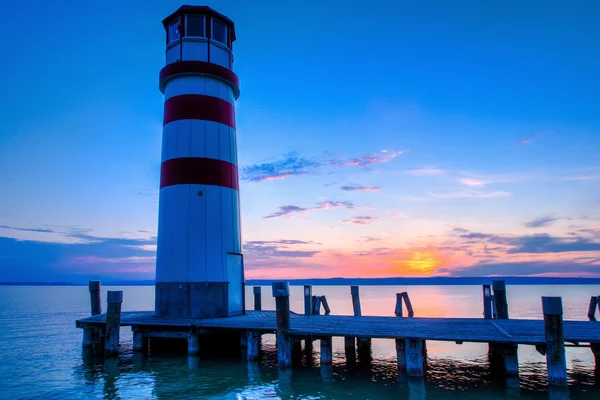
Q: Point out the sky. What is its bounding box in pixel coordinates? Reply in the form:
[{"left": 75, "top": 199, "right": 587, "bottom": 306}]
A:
[{"left": 1, "top": 0, "right": 599, "bottom": 282}]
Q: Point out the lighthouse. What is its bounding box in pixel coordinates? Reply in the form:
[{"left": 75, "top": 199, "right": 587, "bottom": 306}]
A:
[{"left": 154, "top": 5, "right": 243, "bottom": 319}]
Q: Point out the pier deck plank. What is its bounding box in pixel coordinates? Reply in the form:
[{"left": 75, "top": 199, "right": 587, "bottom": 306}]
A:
[{"left": 76, "top": 311, "right": 600, "bottom": 345}]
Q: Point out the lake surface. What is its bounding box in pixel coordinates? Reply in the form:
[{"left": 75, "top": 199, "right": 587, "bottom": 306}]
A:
[{"left": 0, "top": 284, "right": 599, "bottom": 399}]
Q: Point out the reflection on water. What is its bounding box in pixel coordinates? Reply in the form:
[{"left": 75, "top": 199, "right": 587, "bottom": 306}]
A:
[{"left": 0, "top": 285, "right": 599, "bottom": 399}]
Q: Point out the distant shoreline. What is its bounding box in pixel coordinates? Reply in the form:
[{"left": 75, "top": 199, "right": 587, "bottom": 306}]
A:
[{"left": 1, "top": 277, "right": 600, "bottom": 286}]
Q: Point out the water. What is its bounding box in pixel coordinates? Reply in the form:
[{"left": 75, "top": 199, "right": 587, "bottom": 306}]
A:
[{"left": 0, "top": 285, "right": 599, "bottom": 399}]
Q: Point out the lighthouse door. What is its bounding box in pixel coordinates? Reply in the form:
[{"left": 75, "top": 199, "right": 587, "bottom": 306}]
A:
[{"left": 226, "top": 253, "right": 243, "bottom": 315}]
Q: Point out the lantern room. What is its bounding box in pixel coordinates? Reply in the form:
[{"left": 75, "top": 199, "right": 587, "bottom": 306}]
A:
[{"left": 162, "top": 5, "right": 236, "bottom": 70}]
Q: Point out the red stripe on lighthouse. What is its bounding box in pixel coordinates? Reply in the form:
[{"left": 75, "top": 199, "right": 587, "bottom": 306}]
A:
[
  {"left": 163, "top": 94, "right": 235, "bottom": 129},
  {"left": 160, "top": 157, "right": 239, "bottom": 190}
]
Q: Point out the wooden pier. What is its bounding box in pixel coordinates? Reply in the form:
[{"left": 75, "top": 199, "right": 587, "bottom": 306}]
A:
[{"left": 76, "top": 280, "right": 600, "bottom": 388}]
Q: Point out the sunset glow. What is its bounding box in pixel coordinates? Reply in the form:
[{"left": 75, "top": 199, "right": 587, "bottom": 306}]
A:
[{"left": 0, "top": 1, "right": 598, "bottom": 283}]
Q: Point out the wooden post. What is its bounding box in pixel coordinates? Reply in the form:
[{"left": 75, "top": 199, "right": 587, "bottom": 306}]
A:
[
  {"left": 401, "top": 292, "right": 414, "bottom": 317},
  {"left": 395, "top": 293, "right": 406, "bottom": 369},
  {"left": 133, "top": 327, "right": 145, "bottom": 352},
  {"left": 587, "top": 296, "right": 599, "bottom": 321},
  {"left": 253, "top": 287, "right": 262, "bottom": 311},
  {"left": 304, "top": 285, "right": 313, "bottom": 315},
  {"left": 351, "top": 285, "right": 361, "bottom": 316},
  {"left": 351, "top": 286, "right": 371, "bottom": 352},
  {"left": 587, "top": 296, "right": 600, "bottom": 371},
  {"left": 492, "top": 280, "right": 508, "bottom": 319},
  {"left": 542, "top": 296, "right": 567, "bottom": 387},
  {"left": 313, "top": 296, "right": 322, "bottom": 315},
  {"left": 188, "top": 332, "right": 200, "bottom": 356},
  {"left": 490, "top": 280, "right": 517, "bottom": 375},
  {"left": 406, "top": 339, "right": 424, "bottom": 377},
  {"left": 247, "top": 330, "right": 260, "bottom": 361},
  {"left": 321, "top": 296, "right": 331, "bottom": 315},
  {"left": 273, "top": 282, "right": 292, "bottom": 368},
  {"left": 89, "top": 280, "right": 102, "bottom": 316},
  {"left": 320, "top": 337, "right": 333, "bottom": 364},
  {"left": 104, "top": 291, "right": 123, "bottom": 355},
  {"left": 482, "top": 284, "right": 493, "bottom": 319},
  {"left": 82, "top": 329, "right": 94, "bottom": 348}
]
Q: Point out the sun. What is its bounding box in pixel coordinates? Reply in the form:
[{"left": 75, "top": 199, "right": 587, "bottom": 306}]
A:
[{"left": 395, "top": 250, "right": 444, "bottom": 275}]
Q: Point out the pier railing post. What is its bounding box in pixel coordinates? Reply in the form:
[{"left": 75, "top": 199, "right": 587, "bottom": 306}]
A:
[
  {"left": 542, "top": 296, "right": 567, "bottom": 387},
  {"left": 247, "top": 330, "right": 260, "bottom": 361},
  {"left": 587, "top": 296, "right": 599, "bottom": 321},
  {"left": 104, "top": 291, "right": 123, "bottom": 355},
  {"left": 395, "top": 293, "right": 406, "bottom": 369},
  {"left": 304, "top": 285, "right": 313, "bottom": 315},
  {"left": 89, "top": 281, "right": 102, "bottom": 316},
  {"left": 273, "top": 282, "right": 292, "bottom": 368},
  {"left": 482, "top": 284, "right": 493, "bottom": 319},
  {"left": 587, "top": 296, "right": 600, "bottom": 371},
  {"left": 490, "top": 280, "right": 518, "bottom": 375},
  {"left": 350, "top": 286, "right": 371, "bottom": 355},
  {"left": 351, "top": 285, "right": 361, "bottom": 316},
  {"left": 492, "top": 280, "right": 508, "bottom": 319},
  {"left": 253, "top": 286, "right": 262, "bottom": 311}
]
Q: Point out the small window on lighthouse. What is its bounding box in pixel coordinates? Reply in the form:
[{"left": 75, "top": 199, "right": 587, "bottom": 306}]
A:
[
  {"left": 212, "top": 19, "right": 228, "bottom": 46},
  {"left": 186, "top": 15, "right": 205, "bottom": 37},
  {"left": 168, "top": 19, "right": 180, "bottom": 44}
]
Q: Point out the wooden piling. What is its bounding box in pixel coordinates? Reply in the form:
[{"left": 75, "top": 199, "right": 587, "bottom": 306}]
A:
[
  {"left": 133, "top": 327, "right": 145, "bottom": 352},
  {"left": 321, "top": 296, "right": 331, "bottom": 315},
  {"left": 351, "top": 285, "right": 361, "bottom": 316},
  {"left": 104, "top": 291, "right": 123, "bottom": 355},
  {"left": 188, "top": 332, "right": 200, "bottom": 356},
  {"left": 482, "top": 284, "right": 493, "bottom": 319},
  {"left": 304, "top": 285, "right": 313, "bottom": 315},
  {"left": 253, "top": 287, "right": 262, "bottom": 311},
  {"left": 89, "top": 281, "right": 102, "bottom": 316},
  {"left": 401, "top": 292, "right": 414, "bottom": 317},
  {"left": 313, "top": 295, "right": 322, "bottom": 315},
  {"left": 82, "top": 329, "right": 94, "bottom": 348},
  {"left": 320, "top": 337, "right": 333, "bottom": 364},
  {"left": 489, "top": 280, "right": 517, "bottom": 375},
  {"left": 588, "top": 296, "right": 600, "bottom": 370},
  {"left": 587, "top": 296, "right": 599, "bottom": 321},
  {"left": 273, "top": 282, "right": 292, "bottom": 368},
  {"left": 247, "top": 330, "right": 260, "bottom": 361},
  {"left": 406, "top": 339, "right": 424, "bottom": 377},
  {"left": 542, "top": 296, "right": 567, "bottom": 387},
  {"left": 492, "top": 280, "right": 508, "bottom": 319},
  {"left": 395, "top": 293, "right": 406, "bottom": 369},
  {"left": 351, "top": 286, "right": 371, "bottom": 352}
]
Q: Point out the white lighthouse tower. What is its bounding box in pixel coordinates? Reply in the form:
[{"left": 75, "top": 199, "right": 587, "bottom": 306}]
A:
[{"left": 154, "top": 5, "right": 243, "bottom": 319}]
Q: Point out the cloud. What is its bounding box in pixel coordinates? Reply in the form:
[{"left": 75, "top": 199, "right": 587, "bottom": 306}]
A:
[
  {"left": 336, "top": 150, "right": 405, "bottom": 167},
  {"left": 243, "top": 240, "right": 320, "bottom": 258},
  {"left": 443, "top": 260, "right": 600, "bottom": 277},
  {"left": 360, "top": 236, "right": 382, "bottom": 242},
  {"left": 0, "top": 225, "right": 55, "bottom": 234},
  {"left": 406, "top": 168, "right": 444, "bottom": 176},
  {"left": 565, "top": 174, "right": 600, "bottom": 181},
  {"left": 241, "top": 149, "right": 406, "bottom": 183},
  {"left": 524, "top": 214, "right": 559, "bottom": 228},
  {"left": 340, "top": 184, "right": 381, "bottom": 192},
  {"left": 0, "top": 233, "right": 157, "bottom": 282},
  {"left": 342, "top": 216, "right": 379, "bottom": 225},
  {"left": 263, "top": 200, "right": 358, "bottom": 219},
  {"left": 427, "top": 190, "right": 512, "bottom": 199},
  {"left": 386, "top": 210, "right": 407, "bottom": 219},
  {"left": 241, "top": 153, "right": 320, "bottom": 182},
  {"left": 452, "top": 228, "right": 600, "bottom": 254},
  {"left": 458, "top": 178, "right": 487, "bottom": 187}
]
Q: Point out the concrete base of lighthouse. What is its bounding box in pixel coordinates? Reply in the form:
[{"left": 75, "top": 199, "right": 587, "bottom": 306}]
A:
[{"left": 155, "top": 282, "right": 243, "bottom": 319}]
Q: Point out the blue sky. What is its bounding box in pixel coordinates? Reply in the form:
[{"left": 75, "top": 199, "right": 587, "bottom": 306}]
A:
[{"left": 1, "top": 0, "right": 599, "bottom": 282}]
